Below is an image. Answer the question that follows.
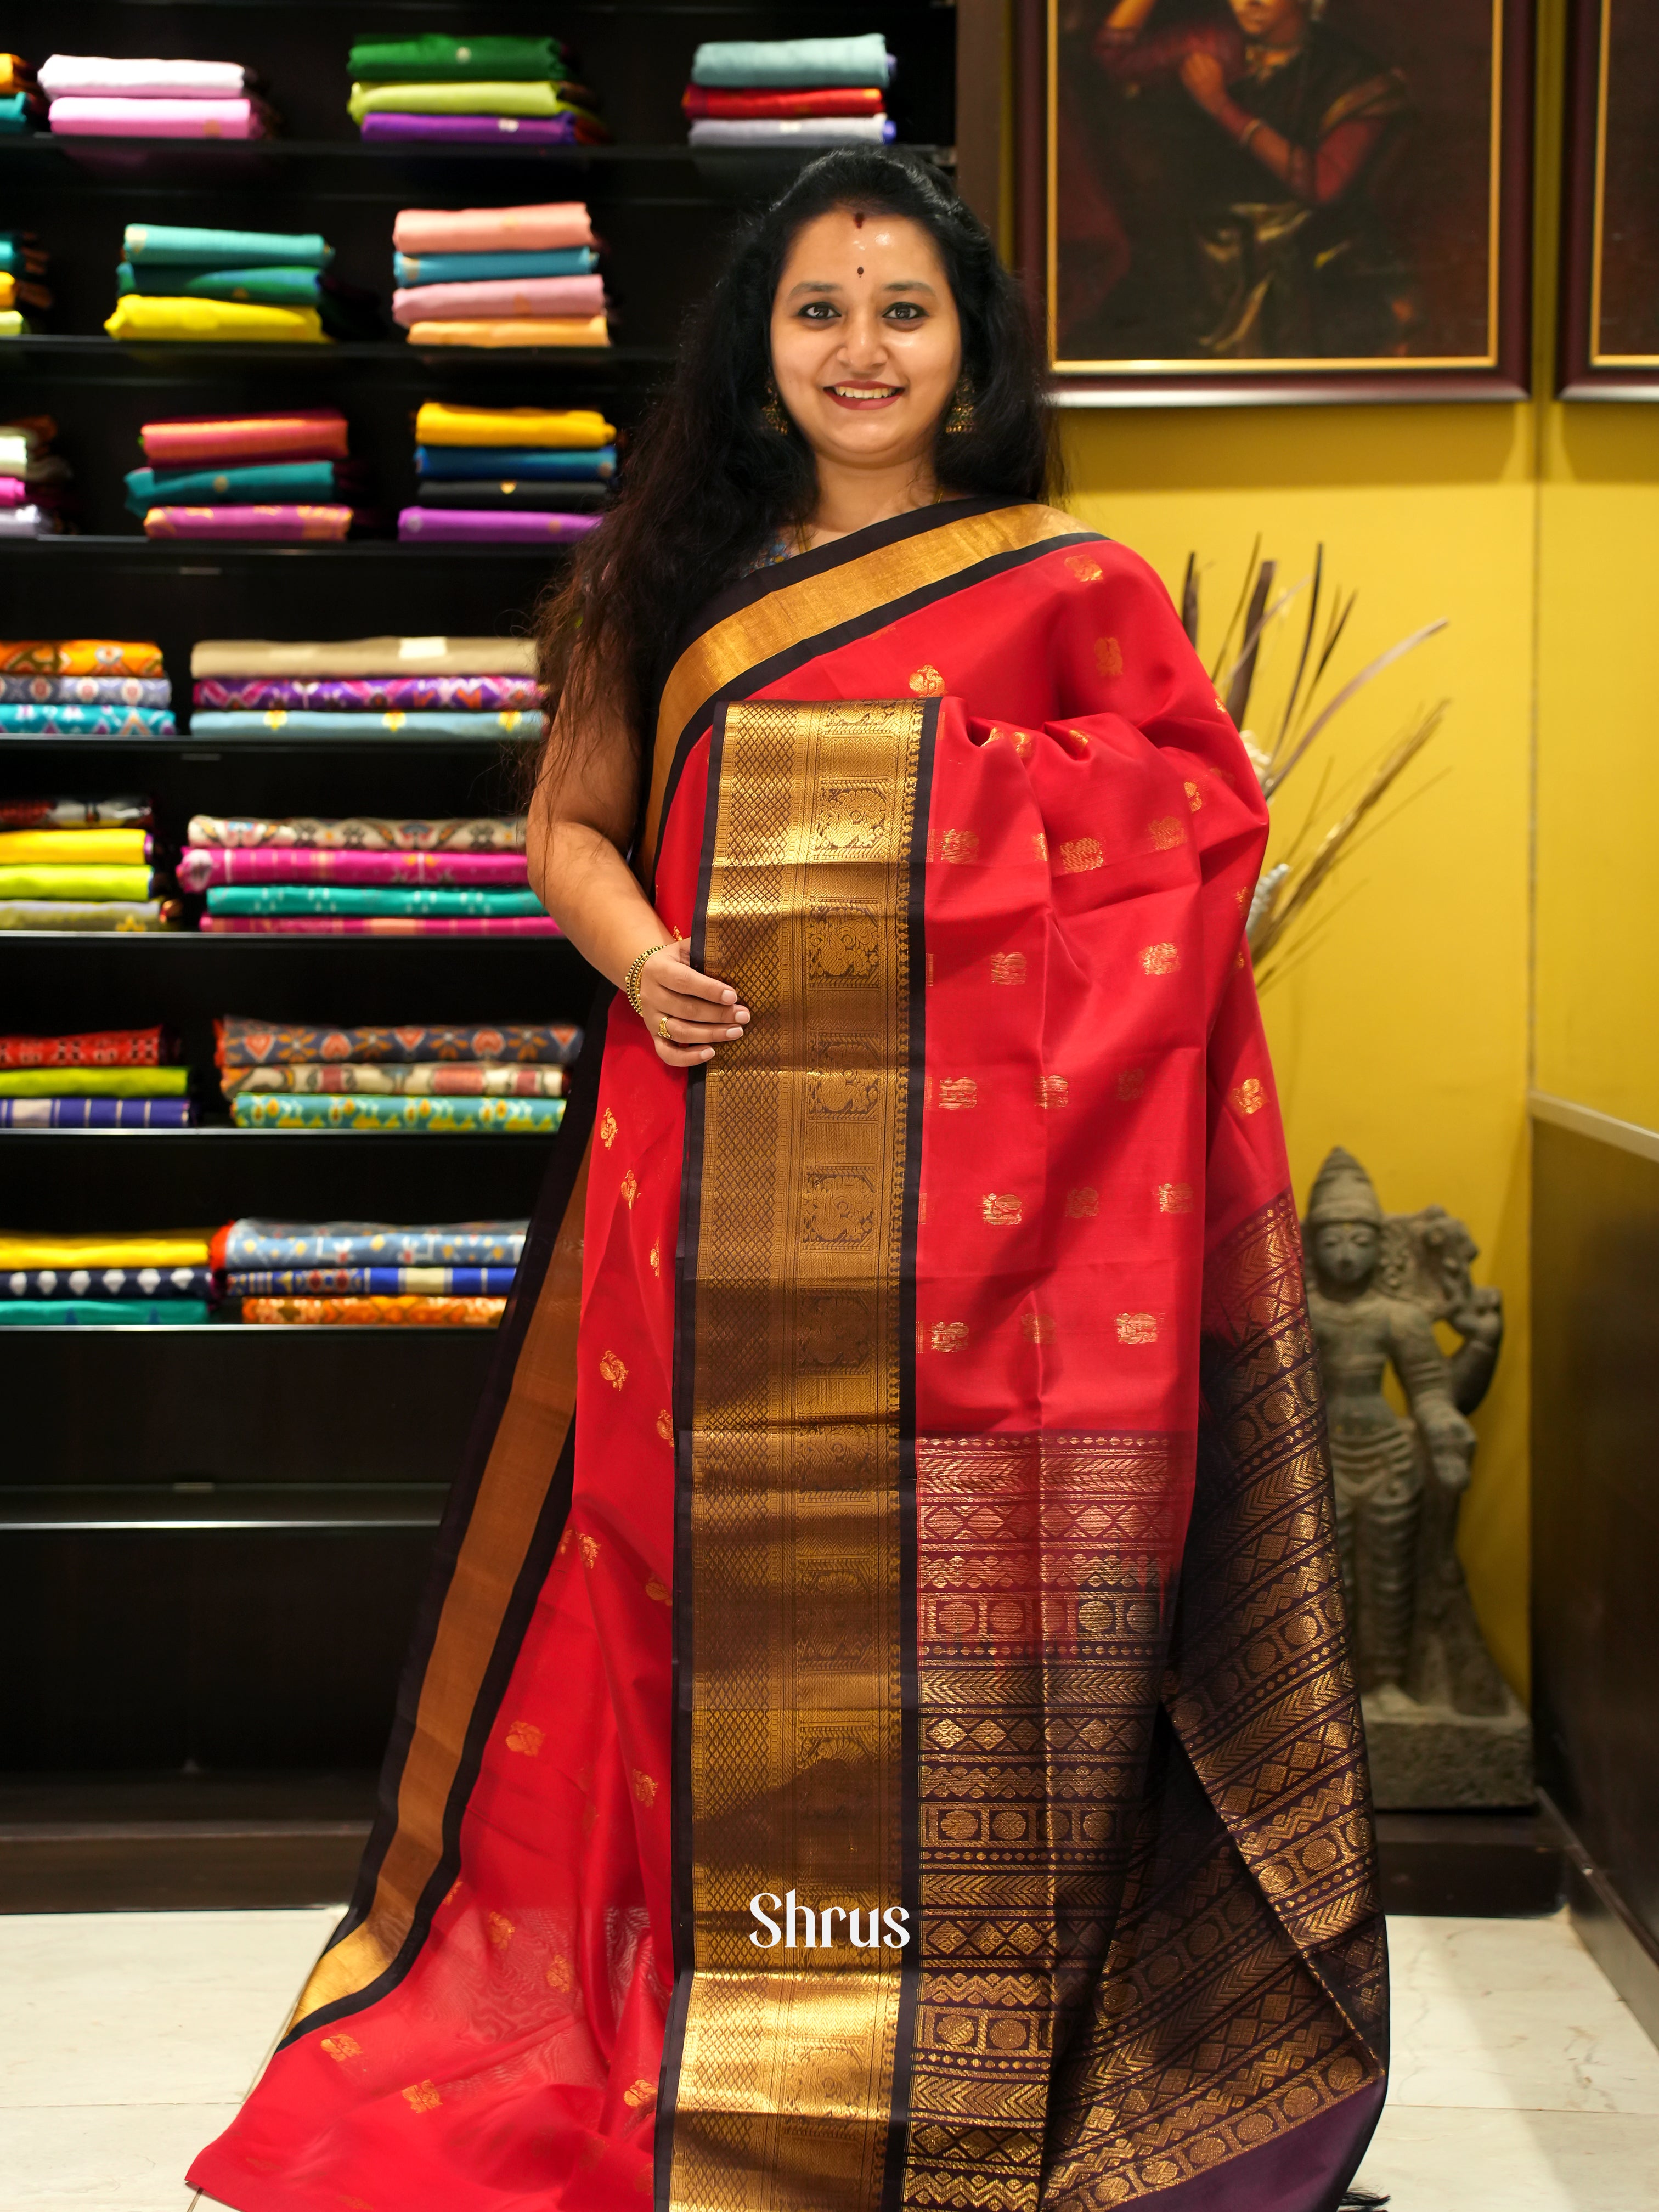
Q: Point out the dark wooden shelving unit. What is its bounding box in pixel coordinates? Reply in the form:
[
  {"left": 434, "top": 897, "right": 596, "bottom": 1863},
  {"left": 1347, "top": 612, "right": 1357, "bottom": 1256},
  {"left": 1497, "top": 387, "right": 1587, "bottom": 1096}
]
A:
[{"left": 0, "top": 0, "right": 958, "bottom": 1906}]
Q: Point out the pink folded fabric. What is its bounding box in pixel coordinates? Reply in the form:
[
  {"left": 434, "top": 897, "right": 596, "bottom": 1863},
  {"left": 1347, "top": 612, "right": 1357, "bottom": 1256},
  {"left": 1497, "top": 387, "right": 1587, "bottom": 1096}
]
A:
[
  {"left": 48, "top": 95, "right": 267, "bottom": 139},
  {"left": 177, "top": 847, "right": 529, "bottom": 890},
  {"left": 144, "top": 505, "right": 352, "bottom": 541},
  {"left": 403, "top": 317, "right": 608, "bottom": 349},
  {"left": 391, "top": 274, "right": 605, "bottom": 326},
  {"left": 398, "top": 507, "right": 600, "bottom": 545},
  {"left": 0, "top": 478, "right": 26, "bottom": 509},
  {"left": 199, "top": 915, "right": 561, "bottom": 936},
  {"left": 391, "top": 204, "right": 595, "bottom": 256},
  {"left": 142, "top": 410, "right": 348, "bottom": 467}
]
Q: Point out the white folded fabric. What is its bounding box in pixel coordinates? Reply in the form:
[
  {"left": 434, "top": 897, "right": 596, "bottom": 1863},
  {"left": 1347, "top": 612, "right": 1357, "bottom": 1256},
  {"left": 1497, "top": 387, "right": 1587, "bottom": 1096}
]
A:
[
  {"left": 0, "top": 505, "right": 48, "bottom": 537},
  {"left": 38, "top": 55, "right": 249, "bottom": 98},
  {"left": 687, "top": 116, "right": 894, "bottom": 146}
]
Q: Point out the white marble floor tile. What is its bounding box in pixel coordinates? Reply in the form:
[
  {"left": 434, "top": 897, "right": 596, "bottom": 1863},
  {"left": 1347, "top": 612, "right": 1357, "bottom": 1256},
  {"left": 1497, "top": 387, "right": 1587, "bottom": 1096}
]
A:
[
  {"left": 1353, "top": 2102, "right": 1659, "bottom": 2212},
  {"left": 0, "top": 1908, "right": 341, "bottom": 2109},
  {"left": 0, "top": 2099, "right": 224, "bottom": 2210},
  {"left": 1385, "top": 1911, "right": 1659, "bottom": 2116}
]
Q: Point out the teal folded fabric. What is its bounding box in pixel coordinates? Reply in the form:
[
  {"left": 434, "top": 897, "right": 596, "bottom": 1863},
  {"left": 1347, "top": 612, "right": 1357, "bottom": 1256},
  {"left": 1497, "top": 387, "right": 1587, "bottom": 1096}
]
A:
[
  {"left": 189, "top": 710, "right": 538, "bottom": 740},
  {"left": 0, "top": 93, "right": 36, "bottom": 134},
  {"left": 415, "top": 445, "right": 614, "bottom": 482},
  {"left": 207, "top": 885, "right": 546, "bottom": 917},
  {"left": 393, "top": 247, "right": 596, "bottom": 285},
  {"left": 0, "top": 1300, "right": 212, "bottom": 1325},
  {"left": 0, "top": 704, "right": 176, "bottom": 735},
  {"left": 123, "top": 224, "right": 334, "bottom": 269},
  {"left": 117, "top": 263, "right": 325, "bottom": 306},
  {"left": 125, "top": 460, "right": 343, "bottom": 515},
  {"left": 690, "top": 35, "right": 893, "bottom": 87},
  {"left": 232, "top": 1093, "right": 564, "bottom": 1132},
  {"left": 0, "top": 239, "right": 35, "bottom": 273}
]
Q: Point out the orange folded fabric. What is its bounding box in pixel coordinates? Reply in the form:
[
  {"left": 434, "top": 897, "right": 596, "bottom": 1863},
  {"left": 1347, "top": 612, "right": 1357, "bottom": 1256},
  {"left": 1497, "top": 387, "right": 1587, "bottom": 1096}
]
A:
[
  {"left": 403, "top": 315, "right": 608, "bottom": 349},
  {"left": 0, "top": 639, "right": 165, "bottom": 676}
]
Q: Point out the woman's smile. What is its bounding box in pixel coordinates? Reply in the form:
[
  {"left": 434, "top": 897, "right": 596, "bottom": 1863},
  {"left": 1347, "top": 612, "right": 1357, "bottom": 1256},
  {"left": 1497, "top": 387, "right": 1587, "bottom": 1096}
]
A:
[{"left": 824, "top": 381, "right": 904, "bottom": 408}]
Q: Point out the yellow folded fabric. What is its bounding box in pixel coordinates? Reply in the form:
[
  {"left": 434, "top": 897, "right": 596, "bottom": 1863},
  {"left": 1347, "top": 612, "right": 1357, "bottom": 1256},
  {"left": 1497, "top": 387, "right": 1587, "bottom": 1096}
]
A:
[
  {"left": 104, "top": 296, "right": 328, "bottom": 344},
  {"left": 0, "top": 1233, "right": 212, "bottom": 1268},
  {"left": 413, "top": 403, "right": 615, "bottom": 449},
  {"left": 0, "top": 275, "right": 14, "bottom": 312},
  {"left": 0, "top": 312, "right": 27, "bottom": 340},
  {"left": 0, "top": 828, "right": 148, "bottom": 865},
  {"left": 405, "top": 316, "right": 608, "bottom": 349},
  {"left": 0, "top": 1069, "right": 189, "bottom": 1098},
  {"left": 349, "top": 80, "right": 574, "bottom": 120},
  {"left": 0, "top": 863, "right": 151, "bottom": 899}
]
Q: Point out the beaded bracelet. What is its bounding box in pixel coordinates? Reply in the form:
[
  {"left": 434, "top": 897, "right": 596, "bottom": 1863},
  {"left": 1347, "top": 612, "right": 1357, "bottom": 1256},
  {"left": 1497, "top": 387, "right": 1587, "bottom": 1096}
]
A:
[{"left": 625, "top": 939, "right": 673, "bottom": 1018}]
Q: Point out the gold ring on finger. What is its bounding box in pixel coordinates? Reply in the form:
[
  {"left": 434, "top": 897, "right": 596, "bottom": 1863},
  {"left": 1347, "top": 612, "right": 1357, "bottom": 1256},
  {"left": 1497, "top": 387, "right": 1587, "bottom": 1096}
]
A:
[{"left": 658, "top": 1015, "right": 672, "bottom": 1042}]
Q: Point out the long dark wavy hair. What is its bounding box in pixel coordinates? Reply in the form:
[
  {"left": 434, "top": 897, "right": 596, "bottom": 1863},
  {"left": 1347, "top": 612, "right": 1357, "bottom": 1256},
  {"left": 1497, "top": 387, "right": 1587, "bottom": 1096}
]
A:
[{"left": 532, "top": 148, "right": 1058, "bottom": 788}]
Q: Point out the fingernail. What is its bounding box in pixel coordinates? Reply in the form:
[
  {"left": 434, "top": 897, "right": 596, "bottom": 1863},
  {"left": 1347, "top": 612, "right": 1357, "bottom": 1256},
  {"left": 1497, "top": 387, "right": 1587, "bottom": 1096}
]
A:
[
  {"left": 735, "top": 1008, "right": 751, "bottom": 1022},
  {"left": 720, "top": 989, "right": 736, "bottom": 1003},
  {"left": 701, "top": 1047, "right": 714, "bottom": 1060},
  {"left": 726, "top": 1027, "right": 742, "bottom": 1040}
]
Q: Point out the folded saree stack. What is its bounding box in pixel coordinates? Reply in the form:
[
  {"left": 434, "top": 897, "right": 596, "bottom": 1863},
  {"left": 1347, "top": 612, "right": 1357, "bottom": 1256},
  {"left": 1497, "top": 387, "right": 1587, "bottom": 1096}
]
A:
[
  {"left": 105, "top": 224, "right": 347, "bottom": 347},
  {"left": 128, "top": 407, "right": 365, "bottom": 543},
  {"left": 0, "top": 228, "right": 51, "bottom": 336},
  {"left": 0, "top": 1229, "right": 213, "bottom": 1323},
  {"left": 215, "top": 1011, "right": 577, "bottom": 1131},
  {"left": 0, "top": 1022, "right": 194, "bottom": 1127},
  {"left": 348, "top": 33, "right": 607, "bottom": 147},
  {"left": 217, "top": 1216, "right": 528, "bottom": 1322},
  {"left": 685, "top": 35, "right": 897, "bottom": 145},
  {"left": 391, "top": 203, "right": 608, "bottom": 349},
  {"left": 0, "top": 786, "right": 179, "bottom": 934},
  {"left": 42, "top": 53, "right": 274, "bottom": 140},
  {"left": 0, "top": 417, "right": 71, "bottom": 534},
  {"left": 402, "top": 402, "right": 611, "bottom": 545},
  {"left": 0, "top": 54, "right": 44, "bottom": 137},
  {"left": 0, "top": 642, "right": 173, "bottom": 736},
  {"left": 187, "top": 635, "right": 543, "bottom": 760}
]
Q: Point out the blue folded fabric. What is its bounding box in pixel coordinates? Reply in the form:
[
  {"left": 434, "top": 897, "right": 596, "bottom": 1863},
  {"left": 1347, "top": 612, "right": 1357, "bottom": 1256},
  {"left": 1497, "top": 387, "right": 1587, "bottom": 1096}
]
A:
[
  {"left": 690, "top": 35, "right": 894, "bottom": 87},
  {"left": 2, "top": 1263, "right": 213, "bottom": 1297},
  {"left": 125, "top": 460, "right": 345, "bottom": 515},
  {"left": 228, "top": 1265, "right": 518, "bottom": 1296},
  {"left": 123, "top": 224, "right": 333, "bottom": 269},
  {"left": 188, "top": 709, "right": 539, "bottom": 740},
  {"left": 0, "top": 703, "right": 176, "bottom": 735},
  {"left": 393, "top": 247, "right": 596, "bottom": 285},
  {"left": 415, "top": 444, "right": 615, "bottom": 482},
  {"left": 0, "top": 1299, "right": 212, "bottom": 1324},
  {"left": 0, "top": 1098, "right": 194, "bottom": 1127},
  {"left": 223, "top": 1221, "right": 527, "bottom": 1269}
]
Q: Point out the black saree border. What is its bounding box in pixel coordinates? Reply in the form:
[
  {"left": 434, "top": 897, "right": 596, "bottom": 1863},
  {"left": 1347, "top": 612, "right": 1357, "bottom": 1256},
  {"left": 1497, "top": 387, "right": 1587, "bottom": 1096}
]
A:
[
  {"left": 278, "top": 979, "right": 611, "bottom": 2048},
  {"left": 637, "top": 501, "right": 1105, "bottom": 893}
]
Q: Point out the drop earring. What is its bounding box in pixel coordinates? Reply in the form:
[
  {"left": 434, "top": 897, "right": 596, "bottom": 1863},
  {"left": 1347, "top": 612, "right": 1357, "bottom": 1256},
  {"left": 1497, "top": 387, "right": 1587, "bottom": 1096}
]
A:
[
  {"left": 943, "top": 378, "right": 975, "bottom": 435},
  {"left": 762, "top": 382, "right": 790, "bottom": 435}
]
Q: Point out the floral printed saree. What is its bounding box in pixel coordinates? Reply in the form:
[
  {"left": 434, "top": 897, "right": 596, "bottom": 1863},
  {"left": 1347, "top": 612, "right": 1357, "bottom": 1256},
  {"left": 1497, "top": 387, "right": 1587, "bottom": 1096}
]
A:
[{"left": 191, "top": 498, "right": 1386, "bottom": 2212}]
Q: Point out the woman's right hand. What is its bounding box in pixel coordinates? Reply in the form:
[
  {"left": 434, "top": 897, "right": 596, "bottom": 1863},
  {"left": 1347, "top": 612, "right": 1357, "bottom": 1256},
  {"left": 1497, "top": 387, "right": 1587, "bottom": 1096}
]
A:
[{"left": 634, "top": 939, "right": 751, "bottom": 1067}]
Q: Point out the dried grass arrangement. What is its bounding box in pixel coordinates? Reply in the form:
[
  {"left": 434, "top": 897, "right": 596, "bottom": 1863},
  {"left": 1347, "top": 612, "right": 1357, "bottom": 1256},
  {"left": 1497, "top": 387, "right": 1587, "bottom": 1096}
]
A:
[{"left": 1182, "top": 539, "right": 1449, "bottom": 990}]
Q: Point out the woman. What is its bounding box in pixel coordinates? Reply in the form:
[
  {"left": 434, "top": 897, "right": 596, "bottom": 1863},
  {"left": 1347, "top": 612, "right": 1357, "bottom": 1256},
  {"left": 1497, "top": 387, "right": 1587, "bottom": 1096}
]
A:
[{"left": 191, "top": 151, "right": 1386, "bottom": 2212}]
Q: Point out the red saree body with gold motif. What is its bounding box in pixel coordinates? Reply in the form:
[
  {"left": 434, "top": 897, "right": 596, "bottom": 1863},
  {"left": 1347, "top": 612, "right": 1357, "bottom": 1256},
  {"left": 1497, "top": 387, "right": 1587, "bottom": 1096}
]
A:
[{"left": 191, "top": 500, "right": 1387, "bottom": 2212}]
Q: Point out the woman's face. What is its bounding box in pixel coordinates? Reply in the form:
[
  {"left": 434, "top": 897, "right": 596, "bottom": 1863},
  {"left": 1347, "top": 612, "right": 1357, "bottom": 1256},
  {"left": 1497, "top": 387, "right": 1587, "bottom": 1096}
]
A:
[{"left": 769, "top": 208, "right": 963, "bottom": 476}]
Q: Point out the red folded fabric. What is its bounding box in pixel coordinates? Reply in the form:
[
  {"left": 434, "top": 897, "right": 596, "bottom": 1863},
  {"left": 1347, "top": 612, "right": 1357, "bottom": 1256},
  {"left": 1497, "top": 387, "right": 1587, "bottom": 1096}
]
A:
[
  {"left": 681, "top": 86, "right": 886, "bottom": 119},
  {"left": 140, "top": 410, "right": 350, "bottom": 467},
  {"left": 0, "top": 1025, "right": 168, "bottom": 1068}
]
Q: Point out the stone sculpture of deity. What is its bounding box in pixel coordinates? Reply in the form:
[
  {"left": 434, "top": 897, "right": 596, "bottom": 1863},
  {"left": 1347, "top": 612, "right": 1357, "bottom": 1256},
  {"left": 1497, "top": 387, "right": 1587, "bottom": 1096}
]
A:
[{"left": 1302, "top": 1149, "right": 1526, "bottom": 1804}]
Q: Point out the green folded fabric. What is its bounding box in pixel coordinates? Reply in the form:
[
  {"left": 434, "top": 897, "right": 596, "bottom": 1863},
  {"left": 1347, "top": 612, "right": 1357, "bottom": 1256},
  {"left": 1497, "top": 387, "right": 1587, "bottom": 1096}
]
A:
[
  {"left": 123, "top": 225, "right": 333, "bottom": 270},
  {"left": 232, "top": 1093, "right": 566, "bottom": 1132},
  {"left": 0, "top": 864, "right": 153, "bottom": 900},
  {"left": 0, "top": 1068, "right": 189, "bottom": 1097},
  {"left": 0, "top": 1300, "right": 212, "bottom": 1325},
  {"left": 206, "top": 885, "right": 545, "bottom": 917},
  {"left": 347, "top": 34, "right": 566, "bottom": 82},
  {"left": 117, "top": 263, "right": 324, "bottom": 307},
  {"left": 125, "top": 460, "right": 342, "bottom": 515},
  {"left": 349, "top": 80, "right": 579, "bottom": 120}
]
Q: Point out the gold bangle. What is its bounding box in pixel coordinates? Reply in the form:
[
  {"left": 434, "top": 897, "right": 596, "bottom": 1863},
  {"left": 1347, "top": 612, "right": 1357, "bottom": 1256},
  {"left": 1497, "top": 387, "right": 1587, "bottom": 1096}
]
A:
[{"left": 624, "top": 939, "right": 672, "bottom": 1018}]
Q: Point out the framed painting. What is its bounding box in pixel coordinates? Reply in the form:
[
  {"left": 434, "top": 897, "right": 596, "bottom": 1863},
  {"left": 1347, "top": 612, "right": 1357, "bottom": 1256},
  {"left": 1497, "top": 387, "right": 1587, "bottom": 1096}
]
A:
[
  {"left": 1014, "top": 0, "right": 1534, "bottom": 401},
  {"left": 1560, "top": 0, "right": 1659, "bottom": 394}
]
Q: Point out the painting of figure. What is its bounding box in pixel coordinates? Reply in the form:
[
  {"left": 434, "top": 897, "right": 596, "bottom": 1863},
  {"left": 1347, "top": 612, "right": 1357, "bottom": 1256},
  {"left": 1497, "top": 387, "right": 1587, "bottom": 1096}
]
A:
[{"left": 1048, "top": 0, "right": 1517, "bottom": 379}]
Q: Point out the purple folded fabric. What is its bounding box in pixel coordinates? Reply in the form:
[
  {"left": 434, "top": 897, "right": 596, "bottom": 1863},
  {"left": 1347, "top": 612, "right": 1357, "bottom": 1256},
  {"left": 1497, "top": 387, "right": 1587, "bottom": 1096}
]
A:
[
  {"left": 391, "top": 275, "right": 605, "bottom": 327},
  {"left": 178, "top": 847, "right": 529, "bottom": 890},
  {"left": 398, "top": 507, "right": 599, "bottom": 546},
  {"left": 199, "top": 915, "right": 562, "bottom": 936},
  {"left": 145, "top": 505, "right": 352, "bottom": 542},
  {"left": 193, "top": 675, "right": 538, "bottom": 712},
  {"left": 360, "top": 113, "right": 582, "bottom": 145}
]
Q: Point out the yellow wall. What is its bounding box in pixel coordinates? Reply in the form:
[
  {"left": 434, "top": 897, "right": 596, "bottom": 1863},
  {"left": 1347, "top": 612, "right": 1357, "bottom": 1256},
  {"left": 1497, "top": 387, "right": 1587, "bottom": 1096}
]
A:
[{"left": 1059, "top": 405, "right": 1537, "bottom": 1694}]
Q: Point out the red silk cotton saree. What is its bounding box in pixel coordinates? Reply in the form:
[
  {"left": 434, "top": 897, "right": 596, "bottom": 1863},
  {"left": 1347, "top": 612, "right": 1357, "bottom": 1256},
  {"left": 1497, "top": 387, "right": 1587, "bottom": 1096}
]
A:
[{"left": 191, "top": 500, "right": 1387, "bottom": 2212}]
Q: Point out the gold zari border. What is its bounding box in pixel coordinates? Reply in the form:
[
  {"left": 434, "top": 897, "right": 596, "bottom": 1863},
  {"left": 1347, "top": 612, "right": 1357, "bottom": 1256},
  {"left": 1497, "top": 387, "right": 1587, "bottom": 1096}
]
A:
[{"left": 670, "top": 698, "right": 926, "bottom": 2211}]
